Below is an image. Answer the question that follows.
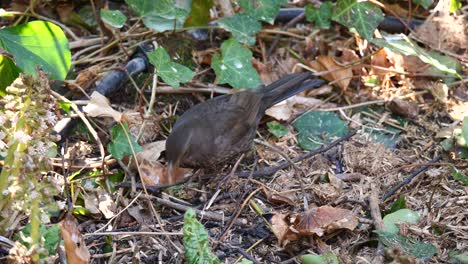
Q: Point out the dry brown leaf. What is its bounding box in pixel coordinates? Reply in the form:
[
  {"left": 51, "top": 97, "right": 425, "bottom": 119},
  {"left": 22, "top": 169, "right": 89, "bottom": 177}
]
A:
[
  {"left": 270, "top": 206, "right": 358, "bottom": 246},
  {"left": 60, "top": 215, "right": 90, "bottom": 264},
  {"left": 262, "top": 187, "right": 295, "bottom": 206},
  {"left": 294, "top": 206, "right": 358, "bottom": 236},
  {"left": 448, "top": 102, "right": 468, "bottom": 121},
  {"left": 83, "top": 91, "right": 122, "bottom": 122},
  {"left": 134, "top": 141, "right": 191, "bottom": 185},
  {"left": 270, "top": 213, "right": 300, "bottom": 246},
  {"left": 309, "top": 55, "right": 353, "bottom": 91},
  {"left": 430, "top": 82, "right": 449, "bottom": 104},
  {"left": 370, "top": 48, "right": 394, "bottom": 78}
]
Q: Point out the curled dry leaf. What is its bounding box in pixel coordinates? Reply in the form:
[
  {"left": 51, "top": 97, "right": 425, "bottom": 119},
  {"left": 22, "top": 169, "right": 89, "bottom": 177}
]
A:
[
  {"left": 266, "top": 96, "right": 324, "bottom": 120},
  {"left": 60, "top": 214, "right": 90, "bottom": 264},
  {"left": 430, "top": 82, "right": 449, "bottom": 104},
  {"left": 387, "top": 98, "right": 419, "bottom": 119},
  {"left": 270, "top": 206, "right": 358, "bottom": 246},
  {"left": 83, "top": 91, "right": 122, "bottom": 122},
  {"left": 83, "top": 188, "right": 116, "bottom": 219},
  {"left": 134, "top": 141, "right": 191, "bottom": 185},
  {"left": 262, "top": 187, "right": 295, "bottom": 206},
  {"left": 309, "top": 55, "right": 353, "bottom": 91}
]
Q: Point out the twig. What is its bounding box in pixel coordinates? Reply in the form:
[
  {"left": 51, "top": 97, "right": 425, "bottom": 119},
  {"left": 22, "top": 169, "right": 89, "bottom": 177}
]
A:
[
  {"left": 368, "top": 185, "right": 385, "bottom": 263},
  {"left": 382, "top": 154, "right": 442, "bottom": 201},
  {"left": 151, "top": 196, "right": 247, "bottom": 226},
  {"left": 50, "top": 91, "right": 107, "bottom": 172},
  {"left": 267, "top": 11, "right": 306, "bottom": 58}
]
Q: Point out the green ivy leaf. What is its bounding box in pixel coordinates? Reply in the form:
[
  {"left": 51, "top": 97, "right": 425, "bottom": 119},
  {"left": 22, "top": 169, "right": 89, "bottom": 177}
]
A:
[
  {"left": 218, "top": 13, "right": 261, "bottom": 46},
  {"left": 125, "top": 0, "right": 190, "bottom": 32},
  {"left": 382, "top": 209, "right": 420, "bottom": 234},
  {"left": 183, "top": 209, "right": 220, "bottom": 264},
  {"left": 293, "top": 111, "right": 348, "bottom": 150},
  {"left": 211, "top": 39, "right": 261, "bottom": 88},
  {"left": 100, "top": 9, "right": 127, "bottom": 28},
  {"left": 267, "top": 121, "right": 289, "bottom": 138},
  {"left": 374, "top": 230, "right": 436, "bottom": 259},
  {"left": 412, "top": 0, "right": 433, "bottom": 9},
  {"left": 0, "top": 55, "right": 19, "bottom": 96},
  {"left": 239, "top": 0, "right": 287, "bottom": 24},
  {"left": 305, "top": 2, "right": 333, "bottom": 29},
  {"left": 0, "top": 21, "right": 71, "bottom": 81},
  {"left": 372, "top": 34, "right": 461, "bottom": 78},
  {"left": 184, "top": 0, "right": 213, "bottom": 26},
  {"left": 107, "top": 122, "right": 142, "bottom": 160},
  {"left": 332, "top": 0, "right": 384, "bottom": 40},
  {"left": 146, "top": 47, "right": 195, "bottom": 88}
]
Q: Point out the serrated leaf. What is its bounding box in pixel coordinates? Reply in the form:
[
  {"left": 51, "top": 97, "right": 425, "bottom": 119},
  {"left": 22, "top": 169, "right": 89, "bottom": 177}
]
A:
[
  {"left": 107, "top": 122, "right": 142, "bottom": 160},
  {"left": 382, "top": 209, "right": 420, "bottom": 234},
  {"left": 125, "top": 0, "right": 190, "bottom": 32},
  {"left": 218, "top": 13, "right": 261, "bottom": 46},
  {"left": 0, "top": 21, "right": 71, "bottom": 81},
  {"left": 305, "top": 2, "right": 333, "bottom": 29},
  {"left": 211, "top": 39, "right": 261, "bottom": 88},
  {"left": 267, "top": 121, "right": 289, "bottom": 138},
  {"left": 292, "top": 111, "right": 348, "bottom": 150},
  {"left": 239, "top": 0, "right": 287, "bottom": 24},
  {"left": 100, "top": 9, "right": 127, "bottom": 28},
  {"left": 0, "top": 55, "right": 20, "bottom": 96},
  {"left": 301, "top": 252, "right": 340, "bottom": 264},
  {"left": 374, "top": 230, "right": 437, "bottom": 259},
  {"left": 372, "top": 34, "right": 461, "bottom": 78},
  {"left": 184, "top": 0, "right": 213, "bottom": 26},
  {"left": 146, "top": 47, "right": 195, "bottom": 88},
  {"left": 183, "top": 209, "right": 220, "bottom": 264},
  {"left": 412, "top": 0, "right": 433, "bottom": 9},
  {"left": 332, "top": 0, "right": 384, "bottom": 40}
]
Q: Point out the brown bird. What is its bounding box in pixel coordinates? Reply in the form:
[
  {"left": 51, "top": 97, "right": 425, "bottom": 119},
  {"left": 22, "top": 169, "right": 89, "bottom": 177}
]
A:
[{"left": 166, "top": 72, "right": 325, "bottom": 176}]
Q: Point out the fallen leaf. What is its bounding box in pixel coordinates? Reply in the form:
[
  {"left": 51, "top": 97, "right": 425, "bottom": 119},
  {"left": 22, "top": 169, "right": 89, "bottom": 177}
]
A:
[
  {"left": 60, "top": 215, "right": 90, "bottom": 264},
  {"left": 294, "top": 206, "right": 358, "bottom": 236},
  {"left": 266, "top": 96, "right": 324, "bottom": 120},
  {"left": 309, "top": 55, "right": 353, "bottom": 91},
  {"left": 83, "top": 91, "right": 122, "bottom": 122}
]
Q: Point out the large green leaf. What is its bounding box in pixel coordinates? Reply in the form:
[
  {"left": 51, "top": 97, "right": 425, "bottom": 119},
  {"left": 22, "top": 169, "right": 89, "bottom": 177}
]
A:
[
  {"left": 239, "top": 0, "right": 287, "bottom": 24},
  {"left": 183, "top": 209, "right": 220, "bottom": 264},
  {"left": 0, "top": 21, "right": 71, "bottom": 81},
  {"left": 146, "top": 47, "right": 195, "bottom": 88},
  {"left": 211, "top": 39, "right": 261, "bottom": 88},
  {"left": 125, "top": 0, "right": 190, "bottom": 32},
  {"left": 332, "top": 0, "right": 384, "bottom": 40},
  {"left": 293, "top": 111, "right": 349, "bottom": 150},
  {"left": 218, "top": 13, "right": 261, "bottom": 46},
  {"left": 382, "top": 209, "right": 420, "bottom": 234}
]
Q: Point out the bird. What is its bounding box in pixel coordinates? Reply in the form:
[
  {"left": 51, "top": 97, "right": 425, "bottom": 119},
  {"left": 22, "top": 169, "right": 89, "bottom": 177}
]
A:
[{"left": 165, "top": 72, "right": 325, "bottom": 177}]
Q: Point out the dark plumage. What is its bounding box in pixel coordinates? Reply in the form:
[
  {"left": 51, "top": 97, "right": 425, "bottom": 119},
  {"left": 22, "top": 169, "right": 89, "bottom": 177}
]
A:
[{"left": 166, "top": 72, "right": 325, "bottom": 176}]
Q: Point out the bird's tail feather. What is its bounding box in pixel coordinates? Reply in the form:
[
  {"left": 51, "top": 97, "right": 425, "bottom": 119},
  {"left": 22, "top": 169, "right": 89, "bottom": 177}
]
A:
[{"left": 262, "top": 72, "right": 325, "bottom": 107}]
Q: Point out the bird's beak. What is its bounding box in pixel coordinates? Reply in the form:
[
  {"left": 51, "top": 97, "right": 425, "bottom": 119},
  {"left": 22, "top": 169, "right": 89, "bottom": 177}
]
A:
[{"left": 167, "top": 161, "right": 178, "bottom": 185}]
